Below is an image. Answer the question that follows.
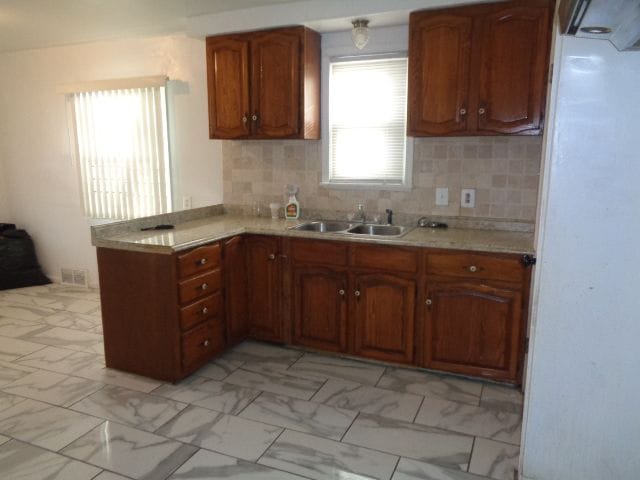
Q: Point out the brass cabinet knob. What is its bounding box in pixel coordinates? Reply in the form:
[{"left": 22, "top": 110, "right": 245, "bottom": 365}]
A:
[
  {"left": 469, "top": 265, "right": 478, "bottom": 273},
  {"left": 201, "top": 283, "right": 208, "bottom": 290},
  {"left": 459, "top": 107, "right": 467, "bottom": 115},
  {"left": 478, "top": 107, "right": 486, "bottom": 115},
  {"left": 268, "top": 253, "right": 276, "bottom": 260},
  {"left": 199, "top": 258, "right": 207, "bottom": 265},
  {"left": 203, "top": 339, "right": 210, "bottom": 347},
  {"left": 426, "top": 299, "right": 432, "bottom": 306},
  {"left": 202, "top": 307, "right": 208, "bottom": 314},
  {"left": 354, "top": 290, "right": 361, "bottom": 297},
  {"left": 338, "top": 289, "right": 345, "bottom": 296}
]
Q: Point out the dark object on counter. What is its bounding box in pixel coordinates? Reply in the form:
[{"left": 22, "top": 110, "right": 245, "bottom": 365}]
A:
[
  {"left": 141, "top": 224, "right": 175, "bottom": 231},
  {"left": 418, "top": 217, "right": 448, "bottom": 229},
  {"left": 385, "top": 209, "right": 393, "bottom": 225},
  {"left": 0, "top": 228, "right": 51, "bottom": 290}
]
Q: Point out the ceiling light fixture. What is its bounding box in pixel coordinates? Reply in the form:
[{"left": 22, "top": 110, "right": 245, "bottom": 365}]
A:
[{"left": 351, "top": 19, "right": 370, "bottom": 50}]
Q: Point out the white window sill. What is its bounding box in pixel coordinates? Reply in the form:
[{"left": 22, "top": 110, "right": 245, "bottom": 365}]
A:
[{"left": 319, "top": 182, "right": 412, "bottom": 192}]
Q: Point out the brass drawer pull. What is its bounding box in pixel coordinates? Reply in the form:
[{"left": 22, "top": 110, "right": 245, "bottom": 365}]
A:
[
  {"left": 198, "top": 258, "right": 207, "bottom": 265},
  {"left": 201, "top": 283, "right": 208, "bottom": 290},
  {"left": 203, "top": 339, "right": 210, "bottom": 347},
  {"left": 202, "top": 307, "right": 208, "bottom": 315},
  {"left": 426, "top": 299, "right": 432, "bottom": 306},
  {"left": 469, "top": 265, "right": 478, "bottom": 273}
]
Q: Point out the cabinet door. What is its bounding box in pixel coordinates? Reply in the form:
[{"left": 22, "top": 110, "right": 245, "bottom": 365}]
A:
[
  {"left": 424, "top": 281, "right": 522, "bottom": 382},
  {"left": 293, "top": 266, "right": 348, "bottom": 352},
  {"left": 206, "top": 35, "right": 251, "bottom": 139},
  {"left": 474, "top": 4, "right": 551, "bottom": 134},
  {"left": 250, "top": 29, "right": 301, "bottom": 138},
  {"left": 352, "top": 273, "right": 415, "bottom": 364},
  {"left": 223, "top": 236, "right": 249, "bottom": 346},
  {"left": 245, "top": 236, "right": 283, "bottom": 342},
  {"left": 408, "top": 11, "right": 473, "bottom": 136}
]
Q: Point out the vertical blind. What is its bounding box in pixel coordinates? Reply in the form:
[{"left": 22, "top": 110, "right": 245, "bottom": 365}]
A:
[
  {"left": 329, "top": 56, "right": 408, "bottom": 184},
  {"left": 70, "top": 85, "right": 171, "bottom": 220}
]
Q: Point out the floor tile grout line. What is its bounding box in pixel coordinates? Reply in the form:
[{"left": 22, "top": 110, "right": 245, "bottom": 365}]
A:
[
  {"left": 410, "top": 394, "right": 426, "bottom": 424},
  {"left": 468, "top": 436, "right": 477, "bottom": 473},
  {"left": 388, "top": 454, "right": 402, "bottom": 480},
  {"left": 253, "top": 424, "right": 286, "bottom": 464},
  {"left": 339, "top": 411, "right": 360, "bottom": 442}
]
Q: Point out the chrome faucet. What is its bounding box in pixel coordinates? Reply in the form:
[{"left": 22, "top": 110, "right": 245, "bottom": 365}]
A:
[{"left": 356, "top": 204, "right": 366, "bottom": 223}]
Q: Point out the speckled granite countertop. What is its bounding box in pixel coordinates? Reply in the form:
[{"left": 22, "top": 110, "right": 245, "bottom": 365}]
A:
[{"left": 92, "top": 209, "right": 535, "bottom": 255}]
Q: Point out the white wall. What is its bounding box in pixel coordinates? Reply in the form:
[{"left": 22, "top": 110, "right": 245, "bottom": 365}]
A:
[
  {"left": 0, "top": 34, "right": 222, "bottom": 286},
  {"left": 521, "top": 35, "right": 640, "bottom": 480}
]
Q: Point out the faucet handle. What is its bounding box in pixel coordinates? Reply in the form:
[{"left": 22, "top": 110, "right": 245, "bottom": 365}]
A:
[{"left": 385, "top": 209, "right": 393, "bottom": 225}]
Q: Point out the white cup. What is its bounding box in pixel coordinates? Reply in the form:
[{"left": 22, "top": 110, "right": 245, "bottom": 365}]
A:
[{"left": 269, "top": 203, "right": 281, "bottom": 219}]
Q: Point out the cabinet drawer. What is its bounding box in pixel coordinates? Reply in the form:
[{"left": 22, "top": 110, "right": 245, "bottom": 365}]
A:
[
  {"left": 426, "top": 252, "right": 523, "bottom": 283},
  {"left": 178, "top": 269, "right": 221, "bottom": 304},
  {"left": 181, "top": 319, "right": 225, "bottom": 371},
  {"left": 290, "top": 239, "right": 348, "bottom": 266},
  {"left": 177, "top": 244, "right": 221, "bottom": 279},
  {"left": 180, "top": 293, "right": 222, "bottom": 331},
  {"left": 351, "top": 244, "right": 419, "bottom": 274}
]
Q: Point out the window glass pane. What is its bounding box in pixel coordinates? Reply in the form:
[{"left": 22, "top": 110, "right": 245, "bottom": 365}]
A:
[
  {"left": 329, "top": 56, "right": 408, "bottom": 185},
  {"left": 71, "top": 86, "right": 171, "bottom": 220}
]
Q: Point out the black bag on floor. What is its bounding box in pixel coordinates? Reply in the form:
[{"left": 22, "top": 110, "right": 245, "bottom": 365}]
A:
[{"left": 0, "top": 228, "right": 51, "bottom": 290}]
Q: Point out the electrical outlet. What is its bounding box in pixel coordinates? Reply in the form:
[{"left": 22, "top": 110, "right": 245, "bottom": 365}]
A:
[
  {"left": 435, "top": 187, "right": 449, "bottom": 206},
  {"left": 461, "top": 189, "right": 476, "bottom": 208},
  {"left": 182, "top": 196, "right": 192, "bottom": 209}
]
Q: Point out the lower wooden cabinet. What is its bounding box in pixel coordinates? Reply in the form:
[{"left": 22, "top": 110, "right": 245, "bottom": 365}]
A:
[
  {"left": 290, "top": 239, "right": 417, "bottom": 365},
  {"left": 97, "top": 243, "right": 226, "bottom": 383},
  {"left": 292, "top": 265, "right": 348, "bottom": 352},
  {"left": 352, "top": 273, "right": 416, "bottom": 364},
  {"left": 424, "top": 281, "right": 523, "bottom": 381},
  {"left": 223, "top": 236, "right": 249, "bottom": 346},
  {"left": 245, "top": 235, "right": 284, "bottom": 342},
  {"left": 97, "top": 234, "right": 530, "bottom": 384}
]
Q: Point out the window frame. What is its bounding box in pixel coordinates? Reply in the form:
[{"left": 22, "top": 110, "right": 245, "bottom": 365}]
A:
[{"left": 321, "top": 48, "right": 413, "bottom": 191}]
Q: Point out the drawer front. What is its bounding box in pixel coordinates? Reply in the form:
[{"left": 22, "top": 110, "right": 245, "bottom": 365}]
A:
[
  {"left": 426, "top": 251, "right": 523, "bottom": 283},
  {"left": 178, "top": 269, "right": 221, "bottom": 304},
  {"left": 179, "top": 292, "right": 222, "bottom": 331},
  {"left": 351, "top": 244, "right": 419, "bottom": 274},
  {"left": 178, "top": 244, "right": 221, "bottom": 279},
  {"left": 290, "top": 239, "right": 348, "bottom": 266},
  {"left": 181, "top": 319, "right": 225, "bottom": 371}
]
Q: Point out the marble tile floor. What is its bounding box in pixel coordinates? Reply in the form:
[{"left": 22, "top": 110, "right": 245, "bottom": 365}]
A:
[{"left": 0, "top": 284, "right": 524, "bottom": 480}]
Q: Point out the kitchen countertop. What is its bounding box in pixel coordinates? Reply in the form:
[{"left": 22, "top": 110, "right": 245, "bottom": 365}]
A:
[{"left": 92, "top": 213, "right": 535, "bottom": 255}]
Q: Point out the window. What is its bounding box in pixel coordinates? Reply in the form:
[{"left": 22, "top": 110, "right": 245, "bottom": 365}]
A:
[
  {"left": 68, "top": 79, "right": 171, "bottom": 220},
  {"left": 326, "top": 55, "right": 410, "bottom": 188}
]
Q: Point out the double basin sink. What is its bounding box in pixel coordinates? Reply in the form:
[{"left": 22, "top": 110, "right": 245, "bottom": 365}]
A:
[{"left": 289, "top": 220, "right": 413, "bottom": 237}]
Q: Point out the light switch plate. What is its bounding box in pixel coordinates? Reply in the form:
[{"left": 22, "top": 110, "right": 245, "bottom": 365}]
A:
[
  {"left": 461, "top": 189, "right": 476, "bottom": 208},
  {"left": 435, "top": 187, "right": 449, "bottom": 206}
]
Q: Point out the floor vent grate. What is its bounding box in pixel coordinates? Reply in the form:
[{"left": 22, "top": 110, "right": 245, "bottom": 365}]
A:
[{"left": 60, "top": 268, "right": 89, "bottom": 287}]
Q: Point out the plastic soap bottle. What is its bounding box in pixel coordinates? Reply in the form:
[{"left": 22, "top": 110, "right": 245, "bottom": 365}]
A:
[{"left": 285, "top": 185, "right": 300, "bottom": 220}]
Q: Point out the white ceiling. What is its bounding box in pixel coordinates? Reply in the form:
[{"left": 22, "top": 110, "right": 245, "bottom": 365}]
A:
[{"left": 0, "top": 0, "right": 299, "bottom": 53}]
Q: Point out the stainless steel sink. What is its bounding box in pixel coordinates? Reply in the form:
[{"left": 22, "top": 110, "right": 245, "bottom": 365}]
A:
[
  {"left": 346, "top": 224, "right": 411, "bottom": 236},
  {"left": 289, "top": 221, "right": 355, "bottom": 233},
  {"left": 289, "top": 221, "right": 413, "bottom": 237}
]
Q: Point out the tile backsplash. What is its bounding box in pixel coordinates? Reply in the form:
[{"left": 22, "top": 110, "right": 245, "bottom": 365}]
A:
[{"left": 222, "top": 136, "right": 542, "bottom": 222}]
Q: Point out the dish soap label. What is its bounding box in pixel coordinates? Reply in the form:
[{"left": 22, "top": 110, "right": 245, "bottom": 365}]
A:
[{"left": 285, "top": 184, "right": 300, "bottom": 220}]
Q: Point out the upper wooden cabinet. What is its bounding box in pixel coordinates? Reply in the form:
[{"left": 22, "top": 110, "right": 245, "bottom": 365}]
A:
[
  {"left": 206, "top": 26, "right": 320, "bottom": 140},
  {"left": 408, "top": 0, "right": 553, "bottom": 136}
]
